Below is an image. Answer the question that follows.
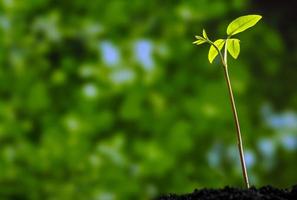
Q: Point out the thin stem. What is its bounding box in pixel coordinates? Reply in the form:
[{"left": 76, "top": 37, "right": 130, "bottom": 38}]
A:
[
  {"left": 222, "top": 41, "right": 250, "bottom": 189},
  {"left": 206, "top": 38, "right": 249, "bottom": 188},
  {"left": 224, "top": 39, "right": 228, "bottom": 65}
]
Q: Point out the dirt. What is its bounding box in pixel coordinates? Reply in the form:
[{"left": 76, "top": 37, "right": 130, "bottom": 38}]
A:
[{"left": 157, "top": 185, "right": 297, "bottom": 200}]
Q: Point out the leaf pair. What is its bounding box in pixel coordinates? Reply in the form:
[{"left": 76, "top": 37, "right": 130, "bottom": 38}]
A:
[
  {"left": 208, "top": 38, "right": 240, "bottom": 63},
  {"left": 193, "top": 15, "right": 262, "bottom": 64}
]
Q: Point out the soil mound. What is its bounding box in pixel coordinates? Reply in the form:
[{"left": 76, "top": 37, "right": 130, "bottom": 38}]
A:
[{"left": 158, "top": 185, "right": 297, "bottom": 200}]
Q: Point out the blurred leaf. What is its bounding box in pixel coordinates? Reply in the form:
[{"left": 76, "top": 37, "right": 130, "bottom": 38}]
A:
[{"left": 0, "top": 0, "right": 292, "bottom": 199}]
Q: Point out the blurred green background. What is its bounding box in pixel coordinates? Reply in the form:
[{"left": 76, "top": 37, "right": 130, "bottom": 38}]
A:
[{"left": 0, "top": 0, "right": 297, "bottom": 199}]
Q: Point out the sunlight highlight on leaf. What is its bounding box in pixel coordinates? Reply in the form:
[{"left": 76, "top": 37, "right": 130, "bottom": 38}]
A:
[
  {"left": 227, "top": 39, "right": 240, "bottom": 59},
  {"left": 208, "top": 39, "right": 225, "bottom": 63},
  {"left": 227, "top": 15, "right": 262, "bottom": 36}
]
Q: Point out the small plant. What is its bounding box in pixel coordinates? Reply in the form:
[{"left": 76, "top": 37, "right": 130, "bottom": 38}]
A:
[{"left": 193, "top": 15, "right": 262, "bottom": 188}]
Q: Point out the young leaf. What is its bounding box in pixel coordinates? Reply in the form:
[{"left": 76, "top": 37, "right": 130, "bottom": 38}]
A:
[
  {"left": 227, "top": 15, "right": 262, "bottom": 36},
  {"left": 195, "top": 35, "right": 205, "bottom": 40},
  {"left": 227, "top": 39, "right": 240, "bottom": 59},
  {"left": 193, "top": 39, "right": 206, "bottom": 45},
  {"left": 208, "top": 39, "right": 225, "bottom": 63},
  {"left": 193, "top": 36, "right": 206, "bottom": 45},
  {"left": 203, "top": 29, "right": 208, "bottom": 39}
]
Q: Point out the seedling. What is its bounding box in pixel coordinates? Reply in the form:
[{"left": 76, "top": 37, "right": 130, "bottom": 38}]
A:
[{"left": 193, "top": 15, "right": 262, "bottom": 188}]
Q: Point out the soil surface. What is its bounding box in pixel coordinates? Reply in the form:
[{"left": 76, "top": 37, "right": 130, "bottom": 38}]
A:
[{"left": 157, "top": 185, "right": 297, "bottom": 200}]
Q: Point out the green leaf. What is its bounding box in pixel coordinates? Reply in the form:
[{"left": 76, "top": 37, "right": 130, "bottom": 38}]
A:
[
  {"left": 208, "top": 39, "right": 225, "bottom": 63},
  {"left": 227, "top": 39, "right": 240, "bottom": 59},
  {"left": 195, "top": 35, "right": 204, "bottom": 40},
  {"left": 202, "top": 29, "right": 208, "bottom": 39},
  {"left": 193, "top": 35, "right": 206, "bottom": 45},
  {"left": 227, "top": 15, "right": 262, "bottom": 36},
  {"left": 193, "top": 40, "right": 206, "bottom": 45}
]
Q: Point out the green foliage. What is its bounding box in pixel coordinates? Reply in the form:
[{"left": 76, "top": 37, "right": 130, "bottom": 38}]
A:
[
  {"left": 208, "top": 39, "right": 225, "bottom": 63},
  {"left": 194, "top": 14, "right": 263, "bottom": 189},
  {"left": 227, "top": 39, "right": 240, "bottom": 59},
  {"left": 194, "top": 14, "right": 262, "bottom": 63},
  {"left": 227, "top": 15, "right": 262, "bottom": 36},
  {"left": 0, "top": 1, "right": 295, "bottom": 200},
  {"left": 193, "top": 36, "right": 206, "bottom": 45},
  {"left": 203, "top": 29, "right": 209, "bottom": 40}
]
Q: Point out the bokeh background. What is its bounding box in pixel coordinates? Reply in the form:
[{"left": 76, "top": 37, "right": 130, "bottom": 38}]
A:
[{"left": 0, "top": 0, "right": 297, "bottom": 199}]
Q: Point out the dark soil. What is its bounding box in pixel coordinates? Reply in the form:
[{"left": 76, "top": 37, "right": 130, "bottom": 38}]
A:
[{"left": 157, "top": 185, "right": 297, "bottom": 200}]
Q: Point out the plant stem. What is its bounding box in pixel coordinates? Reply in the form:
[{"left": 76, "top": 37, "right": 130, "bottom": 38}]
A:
[{"left": 222, "top": 41, "right": 250, "bottom": 188}]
